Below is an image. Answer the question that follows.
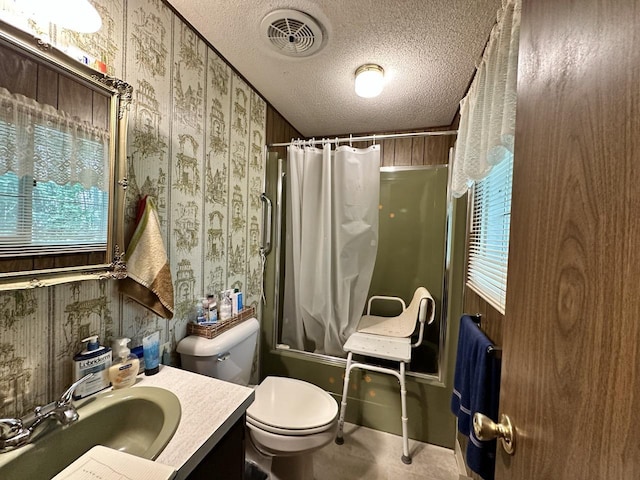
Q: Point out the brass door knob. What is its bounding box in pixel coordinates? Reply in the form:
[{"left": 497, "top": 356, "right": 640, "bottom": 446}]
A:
[{"left": 473, "top": 412, "right": 516, "bottom": 455}]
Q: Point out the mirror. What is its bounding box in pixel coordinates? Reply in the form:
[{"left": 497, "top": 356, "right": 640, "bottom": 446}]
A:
[{"left": 0, "top": 20, "right": 130, "bottom": 290}]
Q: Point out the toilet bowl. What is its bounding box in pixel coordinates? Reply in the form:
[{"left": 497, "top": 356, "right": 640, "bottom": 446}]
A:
[
  {"left": 177, "top": 318, "right": 338, "bottom": 480},
  {"left": 245, "top": 376, "right": 338, "bottom": 479},
  {"left": 247, "top": 376, "right": 338, "bottom": 455}
]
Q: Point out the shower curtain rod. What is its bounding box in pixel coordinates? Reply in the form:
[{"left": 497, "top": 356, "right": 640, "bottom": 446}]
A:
[{"left": 267, "top": 129, "right": 458, "bottom": 148}]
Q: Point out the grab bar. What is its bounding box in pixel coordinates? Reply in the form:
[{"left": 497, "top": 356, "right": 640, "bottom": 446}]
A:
[{"left": 260, "top": 193, "right": 272, "bottom": 256}]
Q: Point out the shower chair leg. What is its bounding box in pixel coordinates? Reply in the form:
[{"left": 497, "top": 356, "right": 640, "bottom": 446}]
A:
[
  {"left": 335, "top": 351, "right": 353, "bottom": 445},
  {"left": 399, "top": 361, "right": 411, "bottom": 464}
]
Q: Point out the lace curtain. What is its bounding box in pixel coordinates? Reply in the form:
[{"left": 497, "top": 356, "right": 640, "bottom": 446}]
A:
[
  {"left": 0, "top": 87, "right": 110, "bottom": 191},
  {"left": 451, "top": 0, "right": 521, "bottom": 197}
]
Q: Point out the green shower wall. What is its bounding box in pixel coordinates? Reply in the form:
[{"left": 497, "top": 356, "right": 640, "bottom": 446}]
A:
[{"left": 368, "top": 167, "right": 448, "bottom": 374}]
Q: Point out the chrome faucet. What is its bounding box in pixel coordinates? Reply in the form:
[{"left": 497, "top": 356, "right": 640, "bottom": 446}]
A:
[{"left": 0, "top": 373, "right": 94, "bottom": 451}]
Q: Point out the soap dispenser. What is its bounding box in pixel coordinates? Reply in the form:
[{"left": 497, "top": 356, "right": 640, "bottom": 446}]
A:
[
  {"left": 109, "top": 338, "right": 140, "bottom": 389},
  {"left": 72, "top": 335, "right": 112, "bottom": 399}
]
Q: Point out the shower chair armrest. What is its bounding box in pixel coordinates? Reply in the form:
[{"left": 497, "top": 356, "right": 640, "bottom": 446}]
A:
[{"left": 366, "top": 295, "right": 407, "bottom": 315}]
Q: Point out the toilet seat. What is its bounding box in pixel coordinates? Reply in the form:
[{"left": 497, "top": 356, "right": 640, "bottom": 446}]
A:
[
  {"left": 247, "top": 415, "right": 335, "bottom": 436},
  {"left": 246, "top": 377, "right": 338, "bottom": 436}
]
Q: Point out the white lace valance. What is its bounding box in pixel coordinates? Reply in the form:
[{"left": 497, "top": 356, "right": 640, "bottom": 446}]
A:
[
  {"left": 0, "top": 87, "right": 110, "bottom": 190},
  {"left": 451, "top": 0, "right": 521, "bottom": 198}
]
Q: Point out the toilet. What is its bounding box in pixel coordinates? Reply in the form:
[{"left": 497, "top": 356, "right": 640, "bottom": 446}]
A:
[{"left": 177, "top": 318, "right": 338, "bottom": 480}]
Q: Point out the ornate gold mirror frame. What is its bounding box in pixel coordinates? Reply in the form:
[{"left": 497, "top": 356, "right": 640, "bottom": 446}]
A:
[{"left": 0, "top": 20, "right": 131, "bottom": 290}]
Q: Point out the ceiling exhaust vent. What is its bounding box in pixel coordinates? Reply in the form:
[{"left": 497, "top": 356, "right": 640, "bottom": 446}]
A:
[{"left": 260, "top": 9, "right": 325, "bottom": 58}]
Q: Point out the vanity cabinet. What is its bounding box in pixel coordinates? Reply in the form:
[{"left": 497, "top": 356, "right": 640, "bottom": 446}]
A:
[{"left": 186, "top": 415, "right": 246, "bottom": 480}]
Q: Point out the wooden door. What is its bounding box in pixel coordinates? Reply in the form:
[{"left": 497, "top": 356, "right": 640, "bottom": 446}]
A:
[{"left": 495, "top": 0, "right": 640, "bottom": 478}]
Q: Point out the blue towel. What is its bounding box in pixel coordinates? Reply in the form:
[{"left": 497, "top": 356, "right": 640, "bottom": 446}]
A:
[{"left": 451, "top": 315, "right": 502, "bottom": 480}]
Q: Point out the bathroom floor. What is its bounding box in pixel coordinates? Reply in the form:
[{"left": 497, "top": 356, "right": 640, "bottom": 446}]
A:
[{"left": 313, "top": 423, "right": 461, "bottom": 480}]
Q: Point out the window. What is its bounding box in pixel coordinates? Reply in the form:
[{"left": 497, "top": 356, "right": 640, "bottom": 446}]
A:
[
  {"left": 0, "top": 104, "right": 109, "bottom": 257},
  {"left": 467, "top": 154, "right": 514, "bottom": 313}
]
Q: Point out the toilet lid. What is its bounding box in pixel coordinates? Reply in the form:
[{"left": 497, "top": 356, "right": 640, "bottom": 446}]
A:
[{"left": 246, "top": 377, "right": 338, "bottom": 432}]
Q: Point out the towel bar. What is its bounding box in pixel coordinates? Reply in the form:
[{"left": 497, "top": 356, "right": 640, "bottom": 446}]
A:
[
  {"left": 487, "top": 345, "right": 502, "bottom": 359},
  {"left": 466, "top": 313, "right": 502, "bottom": 359}
]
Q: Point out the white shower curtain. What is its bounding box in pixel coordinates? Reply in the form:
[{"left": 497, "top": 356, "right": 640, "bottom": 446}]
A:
[{"left": 282, "top": 143, "right": 380, "bottom": 357}]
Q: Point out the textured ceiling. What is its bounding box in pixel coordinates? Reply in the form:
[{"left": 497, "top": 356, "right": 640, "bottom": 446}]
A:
[{"left": 168, "top": 0, "right": 502, "bottom": 138}]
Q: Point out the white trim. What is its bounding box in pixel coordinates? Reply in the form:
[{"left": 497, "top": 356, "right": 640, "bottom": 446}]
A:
[{"left": 455, "top": 438, "right": 472, "bottom": 478}]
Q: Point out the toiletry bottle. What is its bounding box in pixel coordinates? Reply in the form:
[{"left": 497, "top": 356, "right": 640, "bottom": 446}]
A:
[
  {"left": 201, "top": 298, "right": 210, "bottom": 322},
  {"left": 109, "top": 338, "right": 139, "bottom": 389},
  {"left": 196, "top": 299, "right": 207, "bottom": 323},
  {"left": 237, "top": 290, "right": 243, "bottom": 312},
  {"left": 219, "top": 290, "right": 232, "bottom": 320},
  {"left": 131, "top": 345, "right": 145, "bottom": 375},
  {"left": 206, "top": 294, "right": 218, "bottom": 322},
  {"left": 231, "top": 289, "right": 244, "bottom": 315},
  {"left": 143, "top": 331, "right": 160, "bottom": 376},
  {"left": 72, "top": 335, "right": 112, "bottom": 399}
]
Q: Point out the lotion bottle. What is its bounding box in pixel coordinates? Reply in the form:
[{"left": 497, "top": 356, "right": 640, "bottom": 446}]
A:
[
  {"left": 108, "top": 338, "right": 139, "bottom": 389},
  {"left": 72, "top": 335, "right": 112, "bottom": 399}
]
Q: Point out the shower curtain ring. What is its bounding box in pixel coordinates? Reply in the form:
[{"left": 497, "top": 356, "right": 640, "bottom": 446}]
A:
[
  {"left": 373, "top": 134, "right": 376, "bottom": 145},
  {"left": 349, "top": 134, "right": 353, "bottom": 147}
]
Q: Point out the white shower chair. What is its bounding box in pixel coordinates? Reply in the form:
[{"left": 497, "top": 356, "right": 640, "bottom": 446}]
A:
[{"left": 335, "top": 287, "right": 435, "bottom": 464}]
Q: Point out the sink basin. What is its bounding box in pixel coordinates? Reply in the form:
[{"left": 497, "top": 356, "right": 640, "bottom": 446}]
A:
[{"left": 0, "top": 386, "right": 181, "bottom": 480}]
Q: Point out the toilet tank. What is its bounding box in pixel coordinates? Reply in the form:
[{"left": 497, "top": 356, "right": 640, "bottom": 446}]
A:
[{"left": 176, "top": 317, "right": 259, "bottom": 386}]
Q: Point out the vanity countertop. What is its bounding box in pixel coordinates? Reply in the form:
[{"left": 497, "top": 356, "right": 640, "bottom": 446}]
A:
[{"left": 132, "top": 365, "right": 254, "bottom": 479}]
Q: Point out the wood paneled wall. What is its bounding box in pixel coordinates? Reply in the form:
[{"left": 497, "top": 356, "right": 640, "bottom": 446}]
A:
[
  {"left": 338, "top": 127, "right": 455, "bottom": 167},
  {"left": 265, "top": 106, "right": 302, "bottom": 159},
  {"left": 456, "top": 113, "right": 504, "bottom": 479},
  {"left": 382, "top": 132, "right": 454, "bottom": 167},
  {"left": 0, "top": 42, "right": 110, "bottom": 274},
  {"left": 460, "top": 289, "right": 505, "bottom": 480},
  {"left": 464, "top": 289, "right": 504, "bottom": 347},
  {"left": 265, "top": 105, "right": 456, "bottom": 168},
  {"left": 0, "top": 43, "right": 109, "bottom": 127}
]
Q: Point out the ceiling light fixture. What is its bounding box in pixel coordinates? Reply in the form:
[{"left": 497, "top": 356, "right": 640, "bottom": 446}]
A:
[
  {"left": 15, "top": 0, "right": 102, "bottom": 33},
  {"left": 354, "top": 64, "right": 384, "bottom": 98}
]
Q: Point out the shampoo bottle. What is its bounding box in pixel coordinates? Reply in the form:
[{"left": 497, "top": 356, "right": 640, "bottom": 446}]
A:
[
  {"left": 72, "top": 335, "right": 112, "bottom": 399},
  {"left": 109, "top": 338, "right": 139, "bottom": 389}
]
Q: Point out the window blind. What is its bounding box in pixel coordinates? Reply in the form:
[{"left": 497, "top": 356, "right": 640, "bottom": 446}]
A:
[
  {"left": 467, "top": 154, "right": 514, "bottom": 313},
  {"left": 0, "top": 119, "right": 109, "bottom": 257}
]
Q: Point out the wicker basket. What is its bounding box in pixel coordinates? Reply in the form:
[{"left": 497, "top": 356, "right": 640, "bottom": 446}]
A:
[{"left": 186, "top": 305, "right": 256, "bottom": 340}]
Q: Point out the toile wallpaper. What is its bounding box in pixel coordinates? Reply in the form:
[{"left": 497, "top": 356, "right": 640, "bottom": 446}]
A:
[{"left": 0, "top": 0, "right": 266, "bottom": 418}]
